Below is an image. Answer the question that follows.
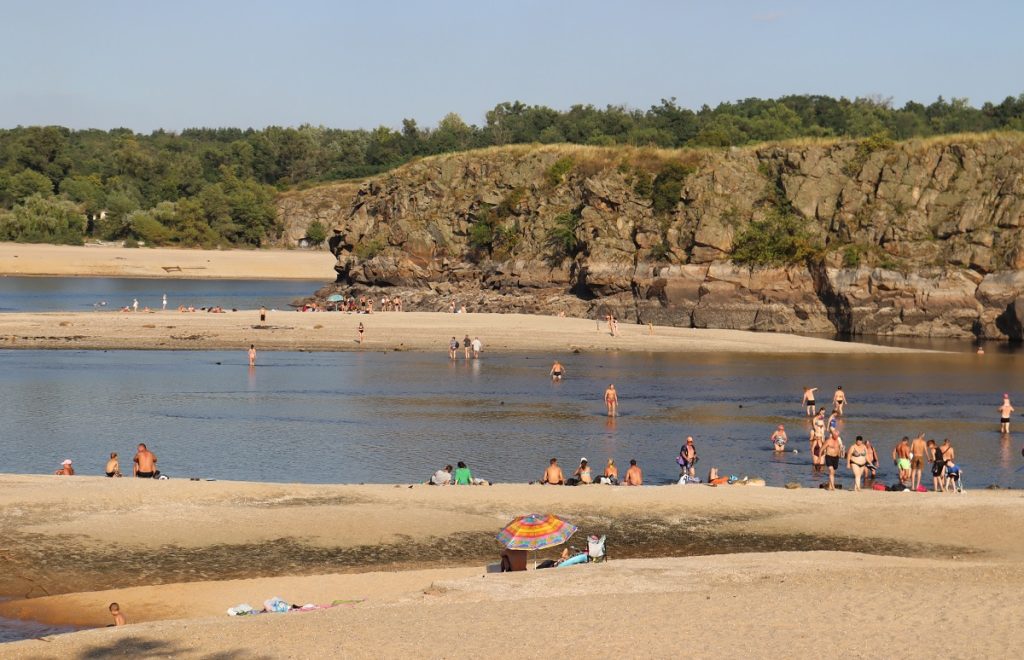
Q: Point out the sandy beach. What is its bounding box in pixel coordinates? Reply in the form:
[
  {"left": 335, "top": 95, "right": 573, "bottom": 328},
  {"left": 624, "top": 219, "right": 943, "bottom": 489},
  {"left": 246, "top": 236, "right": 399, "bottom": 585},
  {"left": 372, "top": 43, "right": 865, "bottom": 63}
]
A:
[
  {"left": 0, "top": 310, "right": 925, "bottom": 354},
  {"left": 0, "top": 243, "right": 333, "bottom": 280},
  {"left": 0, "top": 475, "right": 1022, "bottom": 657}
]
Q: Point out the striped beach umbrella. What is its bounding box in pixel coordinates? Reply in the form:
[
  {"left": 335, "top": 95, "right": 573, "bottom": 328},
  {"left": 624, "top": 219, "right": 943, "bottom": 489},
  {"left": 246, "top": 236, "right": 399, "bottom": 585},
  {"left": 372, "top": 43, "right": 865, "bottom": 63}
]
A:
[{"left": 496, "top": 513, "right": 578, "bottom": 551}]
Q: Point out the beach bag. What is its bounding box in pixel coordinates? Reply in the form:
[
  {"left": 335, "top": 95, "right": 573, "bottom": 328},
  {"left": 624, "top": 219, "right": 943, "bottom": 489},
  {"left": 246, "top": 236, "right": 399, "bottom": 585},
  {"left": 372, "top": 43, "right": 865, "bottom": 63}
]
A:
[
  {"left": 888, "top": 483, "right": 908, "bottom": 492},
  {"left": 872, "top": 483, "right": 886, "bottom": 491}
]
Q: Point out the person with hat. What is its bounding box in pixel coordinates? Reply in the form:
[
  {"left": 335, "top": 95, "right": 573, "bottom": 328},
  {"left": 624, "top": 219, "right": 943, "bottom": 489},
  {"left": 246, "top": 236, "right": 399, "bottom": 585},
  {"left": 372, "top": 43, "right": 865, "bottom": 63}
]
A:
[
  {"left": 54, "top": 459, "right": 74, "bottom": 476},
  {"left": 571, "top": 458, "right": 592, "bottom": 485}
]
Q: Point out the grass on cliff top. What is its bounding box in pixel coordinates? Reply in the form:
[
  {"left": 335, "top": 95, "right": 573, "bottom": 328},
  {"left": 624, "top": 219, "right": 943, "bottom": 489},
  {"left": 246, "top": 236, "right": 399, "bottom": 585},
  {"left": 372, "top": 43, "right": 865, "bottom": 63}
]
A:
[{"left": 287, "top": 131, "right": 1024, "bottom": 195}]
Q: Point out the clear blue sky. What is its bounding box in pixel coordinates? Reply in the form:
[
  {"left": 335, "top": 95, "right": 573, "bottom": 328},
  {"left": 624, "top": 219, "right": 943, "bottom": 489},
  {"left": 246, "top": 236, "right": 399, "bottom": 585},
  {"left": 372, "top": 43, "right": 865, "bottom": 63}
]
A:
[{"left": 1, "top": 0, "right": 1021, "bottom": 132}]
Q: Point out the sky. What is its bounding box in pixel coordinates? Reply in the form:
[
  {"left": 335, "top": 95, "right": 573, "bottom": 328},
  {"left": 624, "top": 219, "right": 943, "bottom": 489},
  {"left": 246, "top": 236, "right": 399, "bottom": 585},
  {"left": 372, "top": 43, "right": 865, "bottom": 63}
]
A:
[{"left": 1, "top": 0, "right": 1022, "bottom": 132}]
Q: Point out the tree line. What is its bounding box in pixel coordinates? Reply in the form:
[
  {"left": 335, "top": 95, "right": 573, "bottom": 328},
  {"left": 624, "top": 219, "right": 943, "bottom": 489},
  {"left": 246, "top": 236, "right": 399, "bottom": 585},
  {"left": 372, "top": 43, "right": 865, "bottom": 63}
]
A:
[{"left": 2, "top": 93, "right": 1023, "bottom": 247}]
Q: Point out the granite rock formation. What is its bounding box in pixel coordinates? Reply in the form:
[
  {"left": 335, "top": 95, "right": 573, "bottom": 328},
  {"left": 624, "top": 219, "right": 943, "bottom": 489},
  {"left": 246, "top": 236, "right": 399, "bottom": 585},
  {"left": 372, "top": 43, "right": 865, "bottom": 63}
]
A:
[{"left": 277, "top": 137, "right": 1024, "bottom": 340}]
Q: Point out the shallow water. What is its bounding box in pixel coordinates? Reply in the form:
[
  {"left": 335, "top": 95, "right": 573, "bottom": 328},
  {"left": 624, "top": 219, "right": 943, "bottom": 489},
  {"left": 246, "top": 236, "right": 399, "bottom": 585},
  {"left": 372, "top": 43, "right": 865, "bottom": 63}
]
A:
[
  {"left": 0, "top": 276, "right": 322, "bottom": 312},
  {"left": 0, "top": 611, "right": 80, "bottom": 644},
  {"left": 0, "top": 348, "right": 1022, "bottom": 488}
]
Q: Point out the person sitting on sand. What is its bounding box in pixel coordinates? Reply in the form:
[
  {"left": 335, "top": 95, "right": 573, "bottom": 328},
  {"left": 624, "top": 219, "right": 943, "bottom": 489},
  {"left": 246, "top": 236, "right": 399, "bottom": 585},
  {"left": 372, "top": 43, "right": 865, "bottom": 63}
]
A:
[
  {"left": 54, "top": 459, "right": 74, "bottom": 476},
  {"left": 109, "top": 602, "right": 126, "bottom": 626},
  {"left": 133, "top": 443, "right": 158, "bottom": 478},
  {"left": 570, "top": 458, "right": 593, "bottom": 485},
  {"left": 430, "top": 465, "right": 452, "bottom": 485},
  {"left": 623, "top": 459, "right": 643, "bottom": 486},
  {"left": 771, "top": 425, "right": 788, "bottom": 451},
  {"left": 601, "top": 459, "right": 618, "bottom": 485},
  {"left": 453, "top": 461, "right": 472, "bottom": 485},
  {"left": 541, "top": 458, "right": 565, "bottom": 485},
  {"left": 105, "top": 452, "right": 122, "bottom": 477}
]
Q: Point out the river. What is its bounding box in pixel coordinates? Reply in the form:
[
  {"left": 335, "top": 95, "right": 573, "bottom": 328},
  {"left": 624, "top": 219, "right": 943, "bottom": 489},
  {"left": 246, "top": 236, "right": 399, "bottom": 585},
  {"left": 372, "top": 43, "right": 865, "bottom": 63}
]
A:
[{"left": 1, "top": 348, "right": 1021, "bottom": 488}]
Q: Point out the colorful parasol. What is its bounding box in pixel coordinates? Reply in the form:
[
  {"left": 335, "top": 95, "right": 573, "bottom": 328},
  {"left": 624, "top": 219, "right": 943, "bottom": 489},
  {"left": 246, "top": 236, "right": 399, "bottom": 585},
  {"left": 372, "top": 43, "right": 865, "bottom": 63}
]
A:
[
  {"left": 326, "top": 294, "right": 344, "bottom": 302},
  {"left": 496, "top": 513, "right": 578, "bottom": 551}
]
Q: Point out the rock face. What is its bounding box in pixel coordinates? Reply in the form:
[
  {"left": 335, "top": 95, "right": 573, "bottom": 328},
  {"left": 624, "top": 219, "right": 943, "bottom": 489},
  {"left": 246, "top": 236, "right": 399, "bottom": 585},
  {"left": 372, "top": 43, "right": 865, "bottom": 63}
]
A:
[{"left": 280, "top": 138, "right": 1024, "bottom": 340}]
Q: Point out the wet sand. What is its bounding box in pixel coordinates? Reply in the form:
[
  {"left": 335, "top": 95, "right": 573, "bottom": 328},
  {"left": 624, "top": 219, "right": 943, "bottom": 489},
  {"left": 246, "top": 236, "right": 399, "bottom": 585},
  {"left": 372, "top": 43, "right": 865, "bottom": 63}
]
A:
[
  {"left": 1, "top": 475, "right": 1022, "bottom": 657},
  {"left": 0, "top": 310, "right": 925, "bottom": 353},
  {"left": 0, "top": 243, "right": 333, "bottom": 280}
]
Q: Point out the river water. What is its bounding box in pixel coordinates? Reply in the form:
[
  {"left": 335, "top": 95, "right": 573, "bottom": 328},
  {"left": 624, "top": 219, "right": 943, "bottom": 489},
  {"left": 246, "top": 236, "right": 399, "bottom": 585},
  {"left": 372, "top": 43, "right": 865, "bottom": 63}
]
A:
[
  {"left": 0, "top": 276, "right": 323, "bottom": 312},
  {"left": 1, "top": 348, "right": 1021, "bottom": 488}
]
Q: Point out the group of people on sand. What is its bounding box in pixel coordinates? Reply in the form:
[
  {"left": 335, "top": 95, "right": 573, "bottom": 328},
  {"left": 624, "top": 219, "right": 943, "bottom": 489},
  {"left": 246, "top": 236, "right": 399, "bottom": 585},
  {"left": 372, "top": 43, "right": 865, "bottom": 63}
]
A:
[
  {"left": 429, "top": 461, "right": 488, "bottom": 485},
  {"left": 54, "top": 444, "right": 159, "bottom": 478},
  {"left": 539, "top": 456, "right": 642, "bottom": 486},
  {"left": 447, "top": 335, "right": 483, "bottom": 359}
]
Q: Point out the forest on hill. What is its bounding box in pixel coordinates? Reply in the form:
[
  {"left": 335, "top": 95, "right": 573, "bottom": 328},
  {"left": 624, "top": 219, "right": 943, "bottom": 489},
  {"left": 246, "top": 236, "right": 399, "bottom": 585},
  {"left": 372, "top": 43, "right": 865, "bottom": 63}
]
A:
[{"left": 2, "top": 93, "right": 1023, "bottom": 247}]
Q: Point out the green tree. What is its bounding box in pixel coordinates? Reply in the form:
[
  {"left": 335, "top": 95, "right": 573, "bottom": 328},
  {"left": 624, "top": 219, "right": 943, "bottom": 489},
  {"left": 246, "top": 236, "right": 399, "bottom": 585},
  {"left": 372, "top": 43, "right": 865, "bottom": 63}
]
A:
[
  {"left": 305, "top": 219, "right": 327, "bottom": 246},
  {"left": 5, "top": 169, "right": 54, "bottom": 204},
  {"left": 0, "top": 194, "right": 85, "bottom": 245}
]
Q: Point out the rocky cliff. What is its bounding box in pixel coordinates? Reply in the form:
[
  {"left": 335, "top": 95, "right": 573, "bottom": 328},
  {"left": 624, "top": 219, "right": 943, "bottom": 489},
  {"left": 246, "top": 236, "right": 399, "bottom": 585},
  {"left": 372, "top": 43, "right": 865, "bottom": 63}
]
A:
[{"left": 278, "top": 136, "right": 1024, "bottom": 340}]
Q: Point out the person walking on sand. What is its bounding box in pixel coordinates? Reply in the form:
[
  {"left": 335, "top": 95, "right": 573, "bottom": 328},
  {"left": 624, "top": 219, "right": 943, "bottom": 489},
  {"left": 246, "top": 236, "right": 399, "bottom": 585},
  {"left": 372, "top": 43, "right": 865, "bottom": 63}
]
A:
[
  {"left": 623, "top": 459, "right": 643, "bottom": 486},
  {"left": 999, "top": 393, "right": 1014, "bottom": 433},
  {"left": 105, "top": 452, "right": 122, "bottom": 477},
  {"left": 910, "top": 433, "right": 928, "bottom": 490},
  {"left": 832, "top": 386, "right": 848, "bottom": 415},
  {"left": 162, "top": 293, "right": 167, "bottom": 311},
  {"left": 541, "top": 458, "right": 565, "bottom": 485},
  {"left": 132, "top": 298, "right": 139, "bottom": 313},
  {"left": 549, "top": 360, "right": 565, "bottom": 381},
  {"left": 54, "top": 459, "right": 74, "bottom": 475},
  {"left": 771, "top": 425, "right": 788, "bottom": 451},
  {"left": 133, "top": 443, "right": 158, "bottom": 478},
  {"left": 357, "top": 322, "right": 365, "bottom": 345},
  {"left": 471, "top": 336, "right": 482, "bottom": 358},
  {"left": 865, "top": 439, "right": 879, "bottom": 481},
  {"left": 802, "top": 387, "right": 818, "bottom": 416},
  {"left": 604, "top": 384, "right": 618, "bottom": 417},
  {"left": 248, "top": 344, "right": 256, "bottom": 367},
  {"left": 448, "top": 336, "right": 459, "bottom": 360},
  {"left": 823, "top": 429, "right": 841, "bottom": 490},
  {"left": 260, "top": 306, "right": 267, "bottom": 322},
  {"left": 847, "top": 435, "right": 869, "bottom": 491}
]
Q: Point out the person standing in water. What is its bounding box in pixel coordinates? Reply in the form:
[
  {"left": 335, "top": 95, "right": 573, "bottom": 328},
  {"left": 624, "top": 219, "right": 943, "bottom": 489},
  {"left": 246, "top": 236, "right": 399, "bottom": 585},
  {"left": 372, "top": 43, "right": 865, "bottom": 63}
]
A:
[
  {"left": 771, "top": 425, "right": 788, "bottom": 451},
  {"left": 998, "top": 393, "right": 1014, "bottom": 433},
  {"left": 549, "top": 360, "right": 565, "bottom": 381},
  {"left": 448, "top": 337, "right": 459, "bottom": 360},
  {"left": 604, "top": 384, "right": 618, "bottom": 417},
  {"left": 832, "top": 386, "right": 848, "bottom": 416},
  {"left": 248, "top": 344, "right": 256, "bottom": 367},
  {"left": 802, "top": 387, "right": 818, "bottom": 416},
  {"left": 463, "top": 334, "right": 471, "bottom": 359},
  {"left": 823, "top": 429, "right": 841, "bottom": 490}
]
